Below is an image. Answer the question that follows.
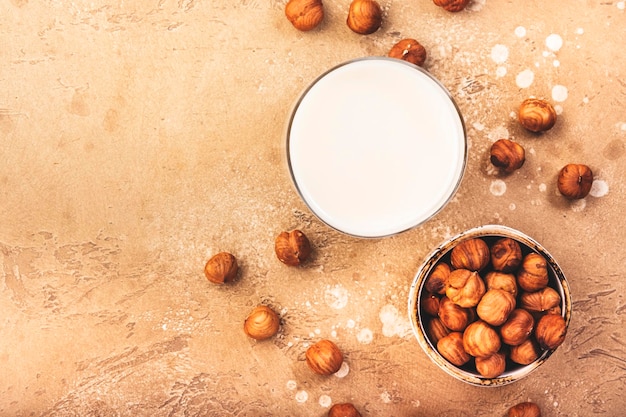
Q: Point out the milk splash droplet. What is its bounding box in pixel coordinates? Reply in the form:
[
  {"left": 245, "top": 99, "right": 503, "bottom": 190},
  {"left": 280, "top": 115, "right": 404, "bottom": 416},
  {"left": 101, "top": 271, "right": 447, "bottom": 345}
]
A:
[
  {"left": 295, "top": 390, "right": 309, "bottom": 403},
  {"left": 490, "top": 180, "right": 507, "bottom": 196},
  {"left": 590, "top": 180, "right": 609, "bottom": 197},
  {"left": 334, "top": 361, "right": 350, "bottom": 378},
  {"left": 357, "top": 328, "right": 374, "bottom": 344},
  {"left": 325, "top": 284, "right": 349, "bottom": 309},
  {"left": 491, "top": 44, "right": 509, "bottom": 64},
  {"left": 516, "top": 69, "right": 535, "bottom": 88},
  {"left": 515, "top": 26, "right": 527, "bottom": 38},
  {"left": 552, "top": 85, "right": 568, "bottom": 102},
  {"left": 319, "top": 395, "right": 332, "bottom": 408},
  {"left": 379, "top": 304, "right": 412, "bottom": 338},
  {"left": 546, "top": 34, "right": 563, "bottom": 52}
]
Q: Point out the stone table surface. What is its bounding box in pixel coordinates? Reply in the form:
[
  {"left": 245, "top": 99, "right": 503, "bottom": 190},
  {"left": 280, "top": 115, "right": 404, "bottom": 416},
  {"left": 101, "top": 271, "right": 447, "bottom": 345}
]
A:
[{"left": 1, "top": 1, "right": 625, "bottom": 416}]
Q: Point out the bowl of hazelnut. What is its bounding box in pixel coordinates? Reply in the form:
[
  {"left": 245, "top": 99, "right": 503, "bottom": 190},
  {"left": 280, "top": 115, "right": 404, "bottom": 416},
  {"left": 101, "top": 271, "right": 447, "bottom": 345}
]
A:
[{"left": 408, "top": 224, "right": 572, "bottom": 386}]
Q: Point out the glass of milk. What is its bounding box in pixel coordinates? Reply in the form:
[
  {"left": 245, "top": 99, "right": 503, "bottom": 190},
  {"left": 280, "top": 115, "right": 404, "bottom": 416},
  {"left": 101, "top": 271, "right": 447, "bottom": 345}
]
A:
[{"left": 286, "top": 57, "right": 467, "bottom": 238}]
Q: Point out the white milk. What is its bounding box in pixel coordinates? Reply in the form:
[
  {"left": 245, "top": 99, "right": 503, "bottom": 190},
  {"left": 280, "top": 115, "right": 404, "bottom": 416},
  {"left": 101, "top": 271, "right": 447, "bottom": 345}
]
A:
[{"left": 287, "top": 58, "right": 466, "bottom": 238}]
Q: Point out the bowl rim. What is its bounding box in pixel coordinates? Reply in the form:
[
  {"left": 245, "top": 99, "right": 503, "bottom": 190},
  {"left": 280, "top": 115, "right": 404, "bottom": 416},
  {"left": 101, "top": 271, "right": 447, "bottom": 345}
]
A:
[{"left": 407, "top": 224, "right": 572, "bottom": 387}]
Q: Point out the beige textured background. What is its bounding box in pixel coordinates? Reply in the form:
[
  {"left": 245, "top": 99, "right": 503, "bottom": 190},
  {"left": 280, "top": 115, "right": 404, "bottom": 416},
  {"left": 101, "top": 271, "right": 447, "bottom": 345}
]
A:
[{"left": 1, "top": 0, "right": 625, "bottom": 416}]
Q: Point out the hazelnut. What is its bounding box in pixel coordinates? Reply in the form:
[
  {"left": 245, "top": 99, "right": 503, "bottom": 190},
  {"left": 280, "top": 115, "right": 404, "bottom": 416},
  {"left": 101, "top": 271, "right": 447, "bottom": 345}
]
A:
[
  {"left": 347, "top": 0, "right": 382, "bottom": 35},
  {"left": 475, "top": 351, "right": 507, "bottom": 378},
  {"left": 388, "top": 38, "right": 427, "bottom": 67},
  {"left": 557, "top": 163, "right": 593, "bottom": 199},
  {"left": 535, "top": 313, "right": 567, "bottom": 350},
  {"left": 508, "top": 401, "right": 542, "bottom": 417},
  {"left": 437, "top": 332, "right": 470, "bottom": 366},
  {"left": 490, "top": 139, "right": 526, "bottom": 173},
  {"left": 500, "top": 309, "right": 535, "bottom": 346},
  {"left": 328, "top": 403, "right": 362, "bottom": 417},
  {"left": 484, "top": 271, "right": 518, "bottom": 298},
  {"left": 425, "top": 262, "right": 450, "bottom": 295},
  {"left": 520, "top": 287, "right": 561, "bottom": 313},
  {"left": 446, "top": 269, "right": 486, "bottom": 308},
  {"left": 463, "top": 320, "right": 501, "bottom": 358},
  {"left": 516, "top": 253, "right": 549, "bottom": 292},
  {"left": 438, "top": 296, "right": 471, "bottom": 332},
  {"left": 421, "top": 292, "right": 441, "bottom": 316},
  {"left": 243, "top": 305, "right": 280, "bottom": 340},
  {"left": 476, "top": 289, "right": 516, "bottom": 327},
  {"left": 490, "top": 237, "right": 523, "bottom": 273},
  {"left": 509, "top": 338, "right": 541, "bottom": 365},
  {"left": 285, "top": 0, "right": 324, "bottom": 31},
  {"left": 426, "top": 317, "right": 450, "bottom": 343},
  {"left": 450, "top": 238, "right": 490, "bottom": 271},
  {"left": 306, "top": 339, "right": 343, "bottom": 375},
  {"left": 204, "top": 252, "right": 238, "bottom": 284},
  {"left": 432, "top": 0, "right": 470, "bottom": 12},
  {"left": 275, "top": 230, "right": 311, "bottom": 266},
  {"left": 518, "top": 98, "right": 557, "bottom": 132}
]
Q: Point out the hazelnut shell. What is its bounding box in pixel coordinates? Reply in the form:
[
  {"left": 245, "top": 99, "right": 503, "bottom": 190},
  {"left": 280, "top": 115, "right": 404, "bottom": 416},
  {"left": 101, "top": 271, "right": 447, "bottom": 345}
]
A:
[
  {"left": 437, "top": 296, "right": 471, "bottom": 332},
  {"left": 204, "top": 252, "right": 238, "bottom": 284},
  {"left": 328, "top": 403, "right": 362, "bottom": 417},
  {"left": 500, "top": 309, "right": 535, "bottom": 346},
  {"left": 517, "top": 253, "right": 549, "bottom": 292},
  {"left": 490, "top": 139, "right": 526, "bottom": 173},
  {"left": 476, "top": 289, "right": 516, "bottom": 327},
  {"left": 557, "top": 163, "right": 593, "bottom": 199},
  {"left": 306, "top": 339, "right": 344, "bottom": 375},
  {"left": 450, "top": 238, "right": 490, "bottom": 271},
  {"left": 347, "top": 0, "right": 382, "bottom": 35},
  {"left": 275, "top": 230, "right": 311, "bottom": 266},
  {"left": 437, "top": 332, "right": 470, "bottom": 366},
  {"left": 446, "top": 269, "right": 486, "bottom": 308},
  {"left": 462, "top": 320, "right": 501, "bottom": 358},
  {"left": 388, "top": 38, "right": 427, "bottom": 66},
  {"left": 285, "top": 0, "right": 324, "bottom": 31},
  {"left": 433, "top": 0, "right": 470, "bottom": 12},
  {"left": 243, "top": 305, "right": 280, "bottom": 340},
  {"left": 475, "top": 351, "right": 507, "bottom": 378},
  {"left": 518, "top": 98, "right": 557, "bottom": 132},
  {"left": 507, "top": 401, "right": 542, "bottom": 417},
  {"left": 535, "top": 313, "right": 567, "bottom": 350},
  {"left": 490, "top": 237, "right": 523, "bottom": 273}
]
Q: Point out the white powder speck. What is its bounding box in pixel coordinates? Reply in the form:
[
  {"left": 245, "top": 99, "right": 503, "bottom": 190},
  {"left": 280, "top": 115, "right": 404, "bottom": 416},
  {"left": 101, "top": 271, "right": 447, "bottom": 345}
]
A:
[
  {"left": 346, "top": 319, "right": 356, "bottom": 328},
  {"left": 554, "top": 105, "right": 564, "bottom": 115},
  {"left": 509, "top": 203, "right": 516, "bottom": 211},
  {"left": 576, "top": 28, "right": 584, "bottom": 35},
  {"left": 571, "top": 199, "right": 586, "bottom": 212},
  {"left": 286, "top": 380, "right": 297, "bottom": 390},
  {"left": 590, "top": 180, "right": 609, "bottom": 197},
  {"left": 553, "top": 60, "right": 560, "bottom": 67},
  {"left": 554, "top": 401, "right": 559, "bottom": 407},
  {"left": 490, "top": 179, "right": 507, "bottom": 196},
  {"left": 309, "top": 332, "right": 315, "bottom": 337},
  {"left": 516, "top": 69, "right": 535, "bottom": 88},
  {"left": 325, "top": 285, "right": 349, "bottom": 309},
  {"left": 539, "top": 183, "right": 547, "bottom": 192},
  {"left": 515, "top": 26, "right": 527, "bottom": 37},
  {"left": 331, "top": 330, "right": 337, "bottom": 337},
  {"left": 491, "top": 44, "right": 509, "bottom": 64},
  {"left": 334, "top": 361, "right": 350, "bottom": 378},
  {"left": 295, "top": 390, "right": 309, "bottom": 403},
  {"left": 314, "top": 328, "right": 321, "bottom": 334},
  {"left": 546, "top": 34, "right": 563, "bottom": 52},
  {"left": 542, "top": 50, "right": 551, "bottom": 58},
  {"left": 357, "top": 328, "right": 374, "bottom": 344},
  {"left": 488, "top": 125, "right": 510, "bottom": 141},
  {"left": 380, "top": 391, "right": 392, "bottom": 403},
  {"left": 620, "top": 122, "right": 626, "bottom": 131},
  {"left": 552, "top": 85, "right": 568, "bottom": 102},
  {"left": 473, "top": 122, "right": 485, "bottom": 131},
  {"left": 412, "top": 400, "right": 421, "bottom": 407},
  {"left": 319, "top": 395, "right": 332, "bottom": 408},
  {"left": 496, "top": 66, "right": 507, "bottom": 77},
  {"left": 582, "top": 96, "right": 589, "bottom": 104},
  {"left": 617, "top": 1, "right": 625, "bottom": 10},
  {"left": 466, "top": 0, "right": 486, "bottom": 11}
]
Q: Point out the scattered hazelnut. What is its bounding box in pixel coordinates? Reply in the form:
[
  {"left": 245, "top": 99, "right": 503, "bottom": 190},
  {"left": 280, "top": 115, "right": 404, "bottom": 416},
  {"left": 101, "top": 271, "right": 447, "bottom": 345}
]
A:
[
  {"left": 450, "top": 238, "right": 490, "bottom": 271},
  {"left": 432, "top": 0, "right": 470, "bottom": 12},
  {"left": 509, "top": 338, "right": 541, "bottom": 365},
  {"left": 243, "top": 305, "right": 280, "bottom": 340},
  {"left": 388, "top": 38, "right": 427, "bottom": 66},
  {"left": 462, "top": 320, "right": 501, "bottom": 358},
  {"left": 427, "top": 317, "right": 451, "bottom": 343},
  {"left": 347, "top": 0, "right": 382, "bottom": 35},
  {"left": 500, "top": 309, "right": 535, "bottom": 346},
  {"left": 518, "top": 98, "right": 557, "bottom": 132},
  {"left": 422, "top": 292, "right": 441, "bottom": 316},
  {"left": 516, "top": 253, "right": 549, "bottom": 292},
  {"left": 475, "top": 351, "right": 507, "bottom": 378},
  {"left": 490, "top": 139, "right": 526, "bottom": 173},
  {"left": 285, "top": 0, "right": 324, "bottom": 31},
  {"left": 306, "top": 339, "right": 344, "bottom": 375},
  {"left": 476, "top": 289, "right": 516, "bottom": 327},
  {"left": 557, "top": 163, "right": 593, "bottom": 199},
  {"left": 425, "top": 262, "right": 450, "bottom": 295},
  {"left": 437, "top": 332, "right": 470, "bottom": 366},
  {"left": 438, "top": 296, "right": 471, "bottom": 332},
  {"left": 484, "top": 271, "right": 518, "bottom": 298},
  {"left": 535, "top": 313, "right": 567, "bottom": 350},
  {"left": 204, "top": 252, "right": 238, "bottom": 284},
  {"left": 275, "top": 230, "right": 311, "bottom": 266},
  {"left": 446, "top": 269, "right": 486, "bottom": 308},
  {"left": 490, "top": 237, "right": 523, "bottom": 273},
  {"left": 519, "top": 287, "right": 561, "bottom": 313},
  {"left": 508, "top": 401, "right": 542, "bottom": 417},
  {"left": 328, "top": 403, "right": 362, "bottom": 417}
]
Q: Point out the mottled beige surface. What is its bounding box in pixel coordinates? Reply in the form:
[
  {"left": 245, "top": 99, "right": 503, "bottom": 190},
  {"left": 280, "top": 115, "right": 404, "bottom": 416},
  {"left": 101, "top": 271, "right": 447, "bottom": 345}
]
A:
[{"left": 1, "top": 0, "right": 625, "bottom": 416}]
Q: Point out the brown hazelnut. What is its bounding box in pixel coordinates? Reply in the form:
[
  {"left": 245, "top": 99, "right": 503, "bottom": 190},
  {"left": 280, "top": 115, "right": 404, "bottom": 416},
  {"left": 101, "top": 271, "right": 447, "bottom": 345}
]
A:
[
  {"left": 535, "top": 313, "right": 567, "bottom": 350},
  {"left": 275, "top": 230, "right": 311, "bottom": 266},
  {"left": 508, "top": 401, "right": 542, "bottom": 417},
  {"left": 243, "top": 305, "right": 280, "bottom": 340},
  {"left": 421, "top": 292, "right": 441, "bottom": 316},
  {"left": 388, "top": 38, "right": 427, "bottom": 66},
  {"left": 500, "top": 309, "right": 535, "bottom": 346},
  {"left": 438, "top": 296, "right": 471, "bottom": 332},
  {"left": 476, "top": 289, "right": 516, "bottom": 327},
  {"left": 557, "top": 163, "right": 593, "bottom": 199},
  {"left": 490, "top": 139, "right": 526, "bottom": 173},
  {"left": 433, "top": 0, "right": 470, "bottom": 12},
  {"left": 484, "top": 271, "right": 518, "bottom": 298},
  {"left": 475, "top": 351, "right": 507, "bottom": 378},
  {"left": 437, "top": 332, "right": 470, "bottom": 366},
  {"left": 285, "top": 0, "right": 324, "bottom": 31},
  {"left": 306, "top": 339, "right": 343, "bottom": 375},
  {"left": 446, "top": 269, "right": 486, "bottom": 308},
  {"left": 425, "top": 262, "right": 450, "bottom": 295},
  {"left": 204, "top": 252, "right": 238, "bottom": 284},
  {"left": 490, "top": 237, "right": 523, "bottom": 273},
  {"left": 518, "top": 98, "right": 557, "bottom": 132},
  {"left": 520, "top": 287, "right": 561, "bottom": 313},
  {"left": 426, "top": 317, "right": 450, "bottom": 343},
  {"left": 450, "top": 238, "right": 490, "bottom": 271},
  {"left": 462, "top": 320, "right": 501, "bottom": 358},
  {"left": 328, "top": 403, "right": 362, "bottom": 417},
  {"left": 509, "top": 338, "right": 541, "bottom": 365},
  {"left": 516, "top": 253, "right": 549, "bottom": 292},
  {"left": 347, "top": 0, "right": 382, "bottom": 35}
]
